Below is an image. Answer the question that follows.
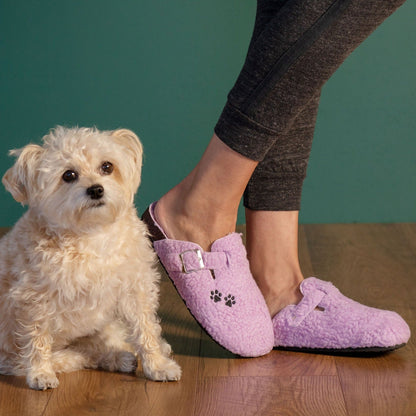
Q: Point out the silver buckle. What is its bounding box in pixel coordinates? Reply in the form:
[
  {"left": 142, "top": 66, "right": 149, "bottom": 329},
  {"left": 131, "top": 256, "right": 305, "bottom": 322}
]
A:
[{"left": 179, "top": 249, "right": 205, "bottom": 274}]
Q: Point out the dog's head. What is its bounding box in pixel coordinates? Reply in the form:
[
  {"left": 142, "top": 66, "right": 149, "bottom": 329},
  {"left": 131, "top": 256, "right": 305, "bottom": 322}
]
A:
[{"left": 2, "top": 126, "right": 143, "bottom": 232}]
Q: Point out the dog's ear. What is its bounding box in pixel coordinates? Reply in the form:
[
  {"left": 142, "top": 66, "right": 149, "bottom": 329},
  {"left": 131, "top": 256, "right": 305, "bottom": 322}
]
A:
[
  {"left": 111, "top": 129, "right": 143, "bottom": 167},
  {"left": 111, "top": 129, "right": 143, "bottom": 188},
  {"left": 2, "top": 144, "right": 45, "bottom": 205}
]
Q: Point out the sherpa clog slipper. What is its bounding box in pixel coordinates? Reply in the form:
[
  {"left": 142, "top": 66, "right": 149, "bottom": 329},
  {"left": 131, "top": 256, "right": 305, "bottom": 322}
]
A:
[
  {"left": 273, "top": 277, "right": 411, "bottom": 354},
  {"left": 142, "top": 202, "right": 274, "bottom": 357}
]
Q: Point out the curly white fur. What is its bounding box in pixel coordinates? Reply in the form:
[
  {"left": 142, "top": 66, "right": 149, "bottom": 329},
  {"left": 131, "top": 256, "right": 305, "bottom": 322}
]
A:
[{"left": 0, "top": 126, "right": 181, "bottom": 390}]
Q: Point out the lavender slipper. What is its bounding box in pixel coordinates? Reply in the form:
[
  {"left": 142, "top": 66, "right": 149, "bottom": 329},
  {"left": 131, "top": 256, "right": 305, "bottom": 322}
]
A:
[
  {"left": 142, "top": 202, "right": 274, "bottom": 357},
  {"left": 273, "top": 277, "right": 411, "bottom": 353}
]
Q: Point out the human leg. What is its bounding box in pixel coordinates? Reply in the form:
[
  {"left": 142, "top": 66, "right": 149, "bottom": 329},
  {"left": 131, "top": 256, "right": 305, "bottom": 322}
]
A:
[
  {"left": 153, "top": 0, "right": 325, "bottom": 251},
  {"left": 244, "top": 91, "right": 320, "bottom": 316},
  {"left": 213, "top": 0, "right": 406, "bottom": 317},
  {"left": 245, "top": 209, "right": 303, "bottom": 316}
]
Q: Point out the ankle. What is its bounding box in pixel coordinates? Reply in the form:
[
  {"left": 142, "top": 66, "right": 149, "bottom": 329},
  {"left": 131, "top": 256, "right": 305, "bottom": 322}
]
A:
[
  {"left": 252, "top": 268, "right": 304, "bottom": 317},
  {"left": 155, "top": 184, "right": 238, "bottom": 251},
  {"left": 264, "top": 283, "right": 304, "bottom": 318}
]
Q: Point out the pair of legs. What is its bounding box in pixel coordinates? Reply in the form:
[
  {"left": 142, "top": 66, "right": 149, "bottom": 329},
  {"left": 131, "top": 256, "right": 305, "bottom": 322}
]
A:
[{"left": 155, "top": 0, "right": 406, "bottom": 317}]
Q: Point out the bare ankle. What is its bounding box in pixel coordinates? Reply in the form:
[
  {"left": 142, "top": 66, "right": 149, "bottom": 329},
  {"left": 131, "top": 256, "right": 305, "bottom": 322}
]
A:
[
  {"left": 252, "top": 269, "right": 304, "bottom": 317},
  {"left": 154, "top": 186, "right": 237, "bottom": 252}
]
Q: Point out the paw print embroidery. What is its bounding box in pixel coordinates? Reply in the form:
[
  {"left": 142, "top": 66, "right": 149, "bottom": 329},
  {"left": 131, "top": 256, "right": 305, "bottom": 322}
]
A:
[
  {"left": 210, "top": 290, "right": 222, "bottom": 303},
  {"left": 224, "top": 294, "right": 236, "bottom": 307}
]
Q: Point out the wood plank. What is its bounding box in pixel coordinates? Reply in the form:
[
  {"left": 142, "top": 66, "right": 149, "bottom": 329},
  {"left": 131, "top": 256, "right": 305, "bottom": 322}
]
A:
[
  {"left": 0, "top": 375, "right": 52, "bottom": 416},
  {"left": 335, "top": 348, "right": 416, "bottom": 416},
  {"left": 194, "top": 376, "right": 347, "bottom": 416},
  {"left": 199, "top": 347, "right": 337, "bottom": 378},
  {"left": 42, "top": 369, "right": 197, "bottom": 416}
]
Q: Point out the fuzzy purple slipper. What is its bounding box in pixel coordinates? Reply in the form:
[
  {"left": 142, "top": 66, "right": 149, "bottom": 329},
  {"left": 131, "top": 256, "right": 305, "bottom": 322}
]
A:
[
  {"left": 142, "top": 202, "right": 274, "bottom": 357},
  {"left": 273, "top": 277, "right": 411, "bottom": 353}
]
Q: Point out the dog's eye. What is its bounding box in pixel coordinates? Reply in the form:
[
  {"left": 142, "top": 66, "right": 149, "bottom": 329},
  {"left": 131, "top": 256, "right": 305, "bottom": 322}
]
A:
[
  {"left": 62, "top": 170, "right": 79, "bottom": 183},
  {"left": 101, "top": 161, "right": 114, "bottom": 175}
]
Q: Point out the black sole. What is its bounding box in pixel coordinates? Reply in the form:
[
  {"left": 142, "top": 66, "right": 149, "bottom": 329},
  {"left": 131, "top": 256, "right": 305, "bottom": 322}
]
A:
[{"left": 275, "top": 343, "right": 406, "bottom": 357}]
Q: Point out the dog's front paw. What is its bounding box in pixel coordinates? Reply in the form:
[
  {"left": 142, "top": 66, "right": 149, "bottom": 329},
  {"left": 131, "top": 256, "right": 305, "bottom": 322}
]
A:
[
  {"left": 27, "top": 371, "right": 59, "bottom": 390},
  {"left": 142, "top": 356, "right": 181, "bottom": 382}
]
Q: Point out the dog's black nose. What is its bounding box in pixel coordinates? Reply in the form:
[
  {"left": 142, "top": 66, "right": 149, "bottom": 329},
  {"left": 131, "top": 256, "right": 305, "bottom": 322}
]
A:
[{"left": 86, "top": 184, "right": 104, "bottom": 200}]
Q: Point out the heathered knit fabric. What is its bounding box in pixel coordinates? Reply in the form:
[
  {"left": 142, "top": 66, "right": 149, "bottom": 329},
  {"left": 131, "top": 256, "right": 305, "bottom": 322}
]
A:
[{"left": 214, "top": 0, "right": 406, "bottom": 210}]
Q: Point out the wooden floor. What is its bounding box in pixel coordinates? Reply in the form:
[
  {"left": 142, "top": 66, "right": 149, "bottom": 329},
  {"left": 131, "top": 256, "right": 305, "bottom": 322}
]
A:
[{"left": 0, "top": 224, "right": 415, "bottom": 416}]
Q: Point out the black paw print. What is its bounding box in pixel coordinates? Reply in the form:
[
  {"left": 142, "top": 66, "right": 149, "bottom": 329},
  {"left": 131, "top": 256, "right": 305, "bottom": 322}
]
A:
[
  {"left": 224, "top": 294, "right": 236, "bottom": 307},
  {"left": 210, "top": 290, "right": 222, "bottom": 303}
]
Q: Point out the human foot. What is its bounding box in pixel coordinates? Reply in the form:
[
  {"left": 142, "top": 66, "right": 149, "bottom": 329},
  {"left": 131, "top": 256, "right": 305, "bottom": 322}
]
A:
[{"left": 142, "top": 202, "right": 274, "bottom": 357}]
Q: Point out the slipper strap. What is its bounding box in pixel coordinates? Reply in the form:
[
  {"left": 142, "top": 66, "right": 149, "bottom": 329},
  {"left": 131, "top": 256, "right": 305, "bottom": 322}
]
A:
[
  {"left": 162, "top": 249, "right": 228, "bottom": 273},
  {"left": 289, "top": 287, "right": 326, "bottom": 327}
]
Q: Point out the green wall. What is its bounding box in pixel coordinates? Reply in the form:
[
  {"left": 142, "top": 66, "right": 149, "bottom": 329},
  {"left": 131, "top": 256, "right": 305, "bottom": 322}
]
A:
[{"left": 1, "top": 1, "right": 415, "bottom": 227}]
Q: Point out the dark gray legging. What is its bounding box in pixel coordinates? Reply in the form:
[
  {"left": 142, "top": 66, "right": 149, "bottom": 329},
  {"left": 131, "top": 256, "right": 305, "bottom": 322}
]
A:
[{"left": 214, "top": 0, "right": 406, "bottom": 211}]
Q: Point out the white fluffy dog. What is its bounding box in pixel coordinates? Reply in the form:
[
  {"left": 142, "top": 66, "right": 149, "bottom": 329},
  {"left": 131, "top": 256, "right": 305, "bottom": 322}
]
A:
[{"left": 0, "top": 126, "right": 181, "bottom": 390}]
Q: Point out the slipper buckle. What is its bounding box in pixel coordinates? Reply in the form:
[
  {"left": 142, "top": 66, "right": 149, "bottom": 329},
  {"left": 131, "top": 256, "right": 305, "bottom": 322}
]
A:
[{"left": 179, "top": 249, "right": 205, "bottom": 274}]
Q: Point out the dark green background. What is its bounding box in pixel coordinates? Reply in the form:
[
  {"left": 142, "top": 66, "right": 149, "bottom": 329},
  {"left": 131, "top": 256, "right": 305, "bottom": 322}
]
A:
[{"left": 1, "top": 1, "right": 415, "bottom": 226}]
